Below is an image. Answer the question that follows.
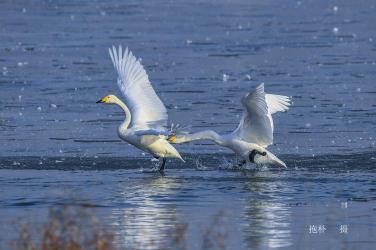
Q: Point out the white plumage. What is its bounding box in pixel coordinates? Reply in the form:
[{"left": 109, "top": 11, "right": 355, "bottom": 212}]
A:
[
  {"left": 234, "top": 83, "right": 290, "bottom": 147},
  {"left": 108, "top": 46, "right": 168, "bottom": 130},
  {"left": 97, "top": 46, "right": 183, "bottom": 172},
  {"left": 169, "top": 83, "right": 290, "bottom": 168}
]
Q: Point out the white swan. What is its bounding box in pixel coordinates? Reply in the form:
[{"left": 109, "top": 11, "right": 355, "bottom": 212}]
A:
[
  {"left": 169, "top": 83, "right": 290, "bottom": 168},
  {"left": 97, "top": 46, "right": 183, "bottom": 172}
]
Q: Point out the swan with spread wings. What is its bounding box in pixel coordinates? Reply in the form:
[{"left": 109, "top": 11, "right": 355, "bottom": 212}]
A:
[
  {"left": 169, "top": 83, "right": 290, "bottom": 168},
  {"left": 96, "top": 46, "right": 183, "bottom": 172}
]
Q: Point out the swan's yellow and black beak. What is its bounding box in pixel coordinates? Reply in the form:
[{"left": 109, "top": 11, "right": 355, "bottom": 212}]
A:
[
  {"left": 96, "top": 96, "right": 109, "bottom": 104},
  {"left": 168, "top": 135, "right": 176, "bottom": 142}
]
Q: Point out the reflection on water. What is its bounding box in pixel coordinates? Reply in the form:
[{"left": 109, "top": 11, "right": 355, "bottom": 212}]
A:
[
  {"left": 245, "top": 201, "right": 292, "bottom": 249},
  {"left": 111, "top": 177, "right": 180, "bottom": 249},
  {"left": 243, "top": 174, "right": 292, "bottom": 249},
  {"left": 0, "top": 151, "right": 375, "bottom": 249}
]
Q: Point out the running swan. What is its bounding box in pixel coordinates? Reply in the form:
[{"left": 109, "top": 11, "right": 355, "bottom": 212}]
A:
[
  {"left": 97, "top": 46, "right": 184, "bottom": 172},
  {"left": 169, "top": 83, "right": 290, "bottom": 168}
]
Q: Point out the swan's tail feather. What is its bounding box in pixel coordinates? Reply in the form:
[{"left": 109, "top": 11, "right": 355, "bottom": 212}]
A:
[
  {"left": 176, "top": 153, "right": 185, "bottom": 163},
  {"left": 170, "top": 149, "right": 185, "bottom": 162},
  {"left": 166, "top": 142, "right": 185, "bottom": 162}
]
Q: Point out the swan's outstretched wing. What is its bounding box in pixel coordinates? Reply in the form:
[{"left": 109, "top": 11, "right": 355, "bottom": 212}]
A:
[
  {"left": 265, "top": 94, "right": 290, "bottom": 114},
  {"left": 134, "top": 129, "right": 170, "bottom": 137},
  {"left": 233, "top": 83, "right": 290, "bottom": 147},
  {"left": 109, "top": 46, "right": 167, "bottom": 130}
]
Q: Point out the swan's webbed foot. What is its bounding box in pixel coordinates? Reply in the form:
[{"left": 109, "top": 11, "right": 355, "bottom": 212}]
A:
[
  {"left": 249, "top": 150, "right": 267, "bottom": 163},
  {"left": 159, "top": 158, "right": 166, "bottom": 174}
]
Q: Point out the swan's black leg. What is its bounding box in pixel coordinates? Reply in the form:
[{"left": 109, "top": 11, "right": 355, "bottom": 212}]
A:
[
  {"left": 249, "top": 150, "right": 267, "bottom": 163},
  {"left": 159, "top": 158, "right": 166, "bottom": 173}
]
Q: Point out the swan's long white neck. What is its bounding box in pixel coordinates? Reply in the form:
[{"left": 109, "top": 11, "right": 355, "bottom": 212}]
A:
[
  {"left": 187, "top": 130, "right": 224, "bottom": 145},
  {"left": 203, "top": 130, "right": 223, "bottom": 144},
  {"left": 114, "top": 99, "right": 131, "bottom": 129}
]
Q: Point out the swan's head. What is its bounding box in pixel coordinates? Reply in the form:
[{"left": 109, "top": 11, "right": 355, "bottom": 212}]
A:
[
  {"left": 96, "top": 94, "right": 119, "bottom": 104},
  {"left": 248, "top": 150, "right": 267, "bottom": 163}
]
